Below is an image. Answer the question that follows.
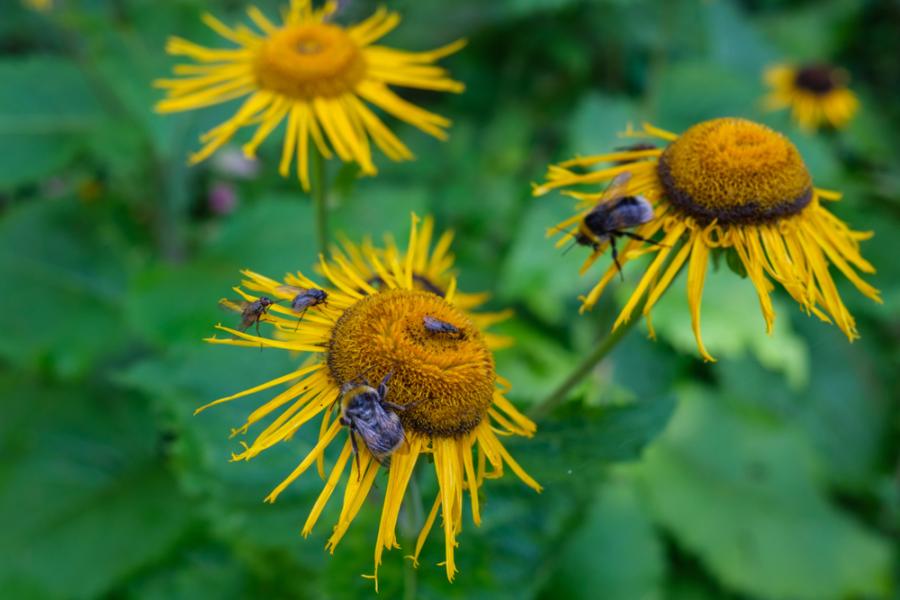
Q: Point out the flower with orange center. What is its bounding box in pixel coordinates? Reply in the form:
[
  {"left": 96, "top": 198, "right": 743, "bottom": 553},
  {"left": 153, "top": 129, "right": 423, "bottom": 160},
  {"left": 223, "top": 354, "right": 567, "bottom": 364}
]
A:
[
  {"left": 534, "top": 118, "right": 880, "bottom": 361},
  {"left": 154, "top": 0, "right": 464, "bottom": 190},
  {"left": 200, "top": 215, "right": 539, "bottom": 587},
  {"left": 764, "top": 63, "right": 859, "bottom": 131}
]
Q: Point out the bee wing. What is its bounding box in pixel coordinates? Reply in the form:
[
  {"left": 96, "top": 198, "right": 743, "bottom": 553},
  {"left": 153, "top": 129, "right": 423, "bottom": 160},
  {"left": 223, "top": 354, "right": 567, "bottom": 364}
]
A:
[
  {"left": 353, "top": 411, "right": 404, "bottom": 460},
  {"left": 276, "top": 285, "right": 306, "bottom": 296},
  {"left": 605, "top": 196, "right": 656, "bottom": 230},
  {"left": 599, "top": 171, "right": 633, "bottom": 205}
]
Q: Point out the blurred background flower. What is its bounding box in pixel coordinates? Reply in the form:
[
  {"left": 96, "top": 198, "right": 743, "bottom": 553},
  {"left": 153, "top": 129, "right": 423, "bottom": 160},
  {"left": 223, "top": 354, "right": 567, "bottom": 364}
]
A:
[
  {"left": 764, "top": 63, "right": 859, "bottom": 131},
  {"left": 154, "top": 0, "right": 464, "bottom": 190}
]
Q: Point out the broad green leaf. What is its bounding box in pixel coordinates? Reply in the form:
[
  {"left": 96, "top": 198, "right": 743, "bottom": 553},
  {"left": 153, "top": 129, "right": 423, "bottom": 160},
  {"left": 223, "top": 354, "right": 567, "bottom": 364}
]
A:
[
  {"left": 542, "top": 478, "right": 665, "bottom": 600},
  {"left": 497, "top": 198, "right": 589, "bottom": 323},
  {"left": 506, "top": 396, "right": 676, "bottom": 484},
  {"left": 642, "top": 267, "right": 809, "bottom": 389},
  {"left": 0, "top": 57, "right": 104, "bottom": 188},
  {"left": 565, "top": 94, "right": 642, "bottom": 159},
  {"left": 0, "top": 376, "right": 193, "bottom": 600},
  {"left": 718, "top": 317, "right": 890, "bottom": 490},
  {"left": 128, "top": 547, "right": 251, "bottom": 600},
  {"left": 653, "top": 61, "right": 760, "bottom": 131},
  {"left": 704, "top": 1, "right": 778, "bottom": 74},
  {"left": 635, "top": 386, "right": 894, "bottom": 600},
  {"left": 0, "top": 200, "right": 132, "bottom": 377}
]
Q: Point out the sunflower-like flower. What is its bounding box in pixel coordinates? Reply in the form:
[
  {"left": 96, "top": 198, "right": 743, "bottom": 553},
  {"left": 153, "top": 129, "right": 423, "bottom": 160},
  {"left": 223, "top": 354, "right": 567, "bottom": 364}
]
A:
[
  {"left": 763, "top": 63, "right": 859, "bottom": 131},
  {"left": 155, "top": 0, "right": 464, "bottom": 190},
  {"left": 22, "top": 0, "right": 51, "bottom": 11},
  {"left": 326, "top": 216, "right": 513, "bottom": 349},
  {"left": 534, "top": 118, "right": 880, "bottom": 361},
  {"left": 200, "top": 215, "right": 539, "bottom": 586}
]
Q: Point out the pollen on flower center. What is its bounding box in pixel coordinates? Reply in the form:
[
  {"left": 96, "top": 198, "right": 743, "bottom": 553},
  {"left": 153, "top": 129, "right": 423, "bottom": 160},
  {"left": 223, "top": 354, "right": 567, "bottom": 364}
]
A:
[
  {"left": 253, "top": 23, "right": 365, "bottom": 99},
  {"left": 658, "top": 118, "right": 813, "bottom": 225},
  {"left": 327, "top": 289, "right": 495, "bottom": 437}
]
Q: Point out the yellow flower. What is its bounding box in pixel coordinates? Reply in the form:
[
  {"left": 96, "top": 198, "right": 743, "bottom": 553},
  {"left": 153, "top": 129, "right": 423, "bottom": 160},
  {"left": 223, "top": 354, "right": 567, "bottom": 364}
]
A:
[
  {"left": 155, "top": 1, "right": 464, "bottom": 190},
  {"left": 763, "top": 63, "right": 859, "bottom": 131},
  {"left": 22, "top": 0, "right": 52, "bottom": 11},
  {"left": 326, "top": 217, "right": 514, "bottom": 349},
  {"left": 534, "top": 118, "right": 880, "bottom": 362},
  {"left": 200, "top": 215, "right": 539, "bottom": 587}
]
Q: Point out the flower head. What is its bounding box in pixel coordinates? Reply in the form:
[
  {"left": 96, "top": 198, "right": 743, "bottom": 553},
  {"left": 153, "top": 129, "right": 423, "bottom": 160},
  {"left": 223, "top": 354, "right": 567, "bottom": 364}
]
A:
[
  {"left": 534, "top": 118, "right": 880, "bottom": 361},
  {"left": 155, "top": 1, "right": 464, "bottom": 190},
  {"left": 201, "top": 215, "right": 539, "bottom": 586},
  {"left": 22, "top": 0, "right": 52, "bottom": 11},
  {"left": 764, "top": 63, "right": 859, "bottom": 131}
]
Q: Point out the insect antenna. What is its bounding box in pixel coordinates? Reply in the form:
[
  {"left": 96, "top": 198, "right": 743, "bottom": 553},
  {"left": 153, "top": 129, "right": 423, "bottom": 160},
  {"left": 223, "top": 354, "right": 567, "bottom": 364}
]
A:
[{"left": 561, "top": 237, "right": 580, "bottom": 256}]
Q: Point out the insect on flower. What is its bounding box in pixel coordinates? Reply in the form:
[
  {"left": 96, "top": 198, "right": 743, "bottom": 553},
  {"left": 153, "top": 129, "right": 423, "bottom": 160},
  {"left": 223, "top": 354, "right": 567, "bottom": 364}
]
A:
[
  {"left": 200, "top": 215, "right": 539, "bottom": 585},
  {"left": 219, "top": 296, "right": 278, "bottom": 337},
  {"left": 567, "top": 171, "right": 662, "bottom": 277},
  {"left": 338, "top": 371, "right": 407, "bottom": 473},
  {"left": 277, "top": 285, "right": 328, "bottom": 330},
  {"left": 423, "top": 315, "right": 462, "bottom": 337}
]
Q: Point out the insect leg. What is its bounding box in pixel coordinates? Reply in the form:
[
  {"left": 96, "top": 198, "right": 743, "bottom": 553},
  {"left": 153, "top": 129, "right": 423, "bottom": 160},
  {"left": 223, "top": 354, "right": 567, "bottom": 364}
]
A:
[
  {"left": 293, "top": 307, "right": 309, "bottom": 331},
  {"left": 349, "top": 426, "right": 361, "bottom": 481},
  {"left": 620, "top": 230, "right": 667, "bottom": 248},
  {"left": 255, "top": 317, "right": 264, "bottom": 352},
  {"left": 609, "top": 235, "right": 624, "bottom": 281},
  {"left": 377, "top": 371, "right": 393, "bottom": 399}
]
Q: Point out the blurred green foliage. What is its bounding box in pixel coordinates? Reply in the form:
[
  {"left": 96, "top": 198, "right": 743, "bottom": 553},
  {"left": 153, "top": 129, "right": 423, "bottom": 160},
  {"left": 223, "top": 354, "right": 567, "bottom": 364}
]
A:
[{"left": 1, "top": 0, "right": 898, "bottom": 598}]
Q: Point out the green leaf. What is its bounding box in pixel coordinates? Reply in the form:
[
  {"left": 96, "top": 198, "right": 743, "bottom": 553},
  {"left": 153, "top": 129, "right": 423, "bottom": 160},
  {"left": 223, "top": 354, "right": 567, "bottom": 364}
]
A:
[
  {"left": 493, "top": 319, "right": 583, "bottom": 405},
  {"left": 0, "top": 200, "right": 132, "bottom": 377},
  {"left": 0, "top": 56, "right": 104, "bottom": 188},
  {"left": 0, "top": 375, "right": 193, "bottom": 600},
  {"left": 718, "top": 317, "right": 890, "bottom": 490},
  {"left": 497, "top": 199, "right": 589, "bottom": 323},
  {"left": 635, "top": 386, "right": 895, "bottom": 600},
  {"left": 704, "top": 1, "right": 778, "bottom": 73},
  {"left": 565, "top": 93, "right": 642, "bottom": 159},
  {"left": 653, "top": 61, "right": 760, "bottom": 132},
  {"left": 543, "top": 478, "right": 665, "bottom": 600},
  {"left": 643, "top": 267, "right": 809, "bottom": 389},
  {"left": 115, "top": 340, "right": 330, "bottom": 564},
  {"left": 506, "top": 396, "right": 676, "bottom": 484}
]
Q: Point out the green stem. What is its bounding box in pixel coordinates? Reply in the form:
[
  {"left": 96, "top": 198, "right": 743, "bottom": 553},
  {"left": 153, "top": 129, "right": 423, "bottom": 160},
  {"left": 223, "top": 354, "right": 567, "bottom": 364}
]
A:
[
  {"left": 400, "top": 472, "right": 423, "bottom": 600},
  {"left": 528, "top": 314, "right": 642, "bottom": 421},
  {"left": 311, "top": 147, "right": 329, "bottom": 257}
]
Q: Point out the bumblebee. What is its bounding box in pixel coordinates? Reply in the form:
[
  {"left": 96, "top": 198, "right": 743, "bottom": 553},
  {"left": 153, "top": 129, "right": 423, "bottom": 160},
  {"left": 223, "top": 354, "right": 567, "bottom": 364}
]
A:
[
  {"left": 571, "top": 171, "right": 659, "bottom": 275},
  {"left": 338, "top": 371, "right": 407, "bottom": 472},
  {"left": 277, "top": 285, "right": 328, "bottom": 329}
]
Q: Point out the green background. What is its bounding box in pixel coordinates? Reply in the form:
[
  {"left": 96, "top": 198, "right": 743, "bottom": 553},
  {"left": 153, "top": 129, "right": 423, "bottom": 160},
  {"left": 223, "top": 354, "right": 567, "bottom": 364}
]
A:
[{"left": 1, "top": 0, "right": 897, "bottom": 598}]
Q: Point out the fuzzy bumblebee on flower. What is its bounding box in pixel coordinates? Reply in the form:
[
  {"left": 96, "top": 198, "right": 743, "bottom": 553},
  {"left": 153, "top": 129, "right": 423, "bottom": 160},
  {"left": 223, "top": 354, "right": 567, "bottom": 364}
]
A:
[
  {"left": 154, "top": 0, "right": 464, "bottom": 190},
  {"left": 201, "top": 215, "right": 539, "bottom": 587},
  {"left": 534, "top": 117, "right": 880, "bottom": 362}
]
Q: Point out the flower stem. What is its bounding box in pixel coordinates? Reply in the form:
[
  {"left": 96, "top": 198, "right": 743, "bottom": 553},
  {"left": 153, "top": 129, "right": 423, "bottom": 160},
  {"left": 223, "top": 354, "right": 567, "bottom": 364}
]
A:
[
  {"left": 528, "top": 314, "right": 642, "bottom": 421},
  {"left": 400, "top": 472, "right": 423, "bottom": 600},
  {"left": 311, "top": 147, "right": 329, "bottom": 257}
]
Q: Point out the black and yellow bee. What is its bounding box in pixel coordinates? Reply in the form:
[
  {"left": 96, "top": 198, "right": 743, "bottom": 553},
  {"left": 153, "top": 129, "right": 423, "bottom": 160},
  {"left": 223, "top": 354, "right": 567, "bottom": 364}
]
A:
[
  {"left": 569, "top": 171, "right": 659, "bottom": 275},
  {"left": 338, "top": 371, "right": 407, "bottom": 472}
]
